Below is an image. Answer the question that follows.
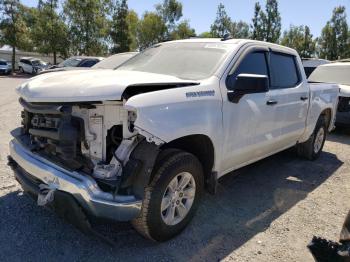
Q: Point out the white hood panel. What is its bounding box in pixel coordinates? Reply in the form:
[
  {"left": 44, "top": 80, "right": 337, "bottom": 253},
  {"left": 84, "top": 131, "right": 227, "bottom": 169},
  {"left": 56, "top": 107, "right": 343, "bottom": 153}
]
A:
[
  {"left": 17, "top": 69, "right": 195, "bottom": 102},
  {"left": 339, "top": 84, "right": 350, "bottom": 97}
]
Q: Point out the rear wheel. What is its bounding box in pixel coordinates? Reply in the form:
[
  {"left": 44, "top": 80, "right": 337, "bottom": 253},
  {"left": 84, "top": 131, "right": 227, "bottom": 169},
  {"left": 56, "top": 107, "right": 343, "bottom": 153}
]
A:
[
  {"left": 297, "top": 116, "right": 327, "bottom": 160},
  {"left": 132, "top": 150, "right": 204, "bottom": 241},
  {"left": 19, "top": 67, "right": 24, "bottom": 74}
]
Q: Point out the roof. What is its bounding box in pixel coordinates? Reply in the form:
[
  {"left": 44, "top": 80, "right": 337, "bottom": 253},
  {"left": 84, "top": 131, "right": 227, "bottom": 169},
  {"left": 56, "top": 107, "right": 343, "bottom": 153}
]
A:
[{"left": 163, "top": 38, "right": 298, "bottom": 55}]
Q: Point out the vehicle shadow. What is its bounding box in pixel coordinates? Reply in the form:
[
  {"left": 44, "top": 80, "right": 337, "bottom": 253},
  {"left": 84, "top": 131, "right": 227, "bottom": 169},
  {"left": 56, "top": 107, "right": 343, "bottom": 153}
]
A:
[{"left": 0, "top": 149, "right": 343, "bottom": 262}]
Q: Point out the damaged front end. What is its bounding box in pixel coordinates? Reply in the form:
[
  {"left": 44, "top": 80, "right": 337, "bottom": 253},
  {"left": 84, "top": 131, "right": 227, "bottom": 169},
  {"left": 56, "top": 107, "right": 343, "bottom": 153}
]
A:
[{"left": 9, "top": 97, "right": 163, "bottom": 221}]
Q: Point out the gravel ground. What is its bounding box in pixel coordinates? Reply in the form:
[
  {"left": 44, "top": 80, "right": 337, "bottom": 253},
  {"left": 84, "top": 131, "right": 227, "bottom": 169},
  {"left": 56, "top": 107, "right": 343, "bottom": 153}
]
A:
[{"left": 0, "top": 75, "right": 349, "bottom": 262}]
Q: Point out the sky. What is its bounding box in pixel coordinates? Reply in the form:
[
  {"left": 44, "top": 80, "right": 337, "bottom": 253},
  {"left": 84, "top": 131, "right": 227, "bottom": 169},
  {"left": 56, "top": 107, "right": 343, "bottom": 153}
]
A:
[{"left": 21, "top": 0, "right": 350, "bottom": 37}]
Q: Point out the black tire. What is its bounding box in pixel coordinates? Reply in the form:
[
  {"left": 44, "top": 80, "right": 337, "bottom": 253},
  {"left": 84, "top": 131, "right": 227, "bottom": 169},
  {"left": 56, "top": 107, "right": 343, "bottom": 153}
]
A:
[
  {"left": 132, "top": 150, "right": 204, "bottom": 242},
  {"left": 297, "top": 116, "right": 327, "bottom": 160},
  {"left": 19, "top": 67, "right": 24, "bottom": 74}
]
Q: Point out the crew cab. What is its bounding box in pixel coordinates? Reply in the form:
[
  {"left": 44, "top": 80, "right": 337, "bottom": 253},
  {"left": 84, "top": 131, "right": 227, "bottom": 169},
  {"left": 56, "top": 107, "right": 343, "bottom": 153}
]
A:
[{"left": 8, "top": 39, "right": 339, "bottom": 242}]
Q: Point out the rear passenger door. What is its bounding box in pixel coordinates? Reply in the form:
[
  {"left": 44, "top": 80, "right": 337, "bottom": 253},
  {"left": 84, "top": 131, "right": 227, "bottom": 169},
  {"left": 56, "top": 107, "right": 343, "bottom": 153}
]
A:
[{"left": 268, "top": 51, "right": 308, "bottom": 147}]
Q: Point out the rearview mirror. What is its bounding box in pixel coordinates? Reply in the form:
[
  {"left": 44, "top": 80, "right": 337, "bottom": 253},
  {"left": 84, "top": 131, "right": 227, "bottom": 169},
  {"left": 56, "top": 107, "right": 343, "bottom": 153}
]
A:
[{"left": 227, "top": 74, "right": 269, "bottom": 103}]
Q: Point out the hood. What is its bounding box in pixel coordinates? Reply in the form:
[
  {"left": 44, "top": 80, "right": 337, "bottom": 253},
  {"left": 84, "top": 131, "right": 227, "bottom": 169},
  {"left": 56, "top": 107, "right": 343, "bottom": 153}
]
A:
[
  {"left": 17, "top": 69, "right": 198, "bottom": 102},
  {"left": 339, "top": 84, "right": 350, "bottom": 97}
]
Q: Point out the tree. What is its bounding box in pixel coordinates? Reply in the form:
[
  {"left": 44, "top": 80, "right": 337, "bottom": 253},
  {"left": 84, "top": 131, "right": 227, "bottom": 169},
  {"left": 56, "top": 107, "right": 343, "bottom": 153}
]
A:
[
  {"left": 318, "top": 6, "right": 349, "bottom": 60},
  {"left": 126, "top": 10, "right": 138, "bottom": 51},
  {"left": 230, "top": 21, "right": 250, "bottom": 39},
  {"left": 0, "top": 0, "right": 30, "bottom": 72},
  {"left": 251, "top": 2, "right": 264, "bottom": 40},
  {"left": 137, "top": 12, "right": 166, "bottom": 50},
  {"left": 281, "top": 25, "right": 316, "bottom": 58},
  {"left": 251, "top": 0, "right": 281, "bottom": 43},
  {"left": 199, "top": 31, "right": 214, "bottom": 38},
  {"left": 170, "top": 20, "right": 195, "bottom": 40},
  {"left": 31, "top": 0, "right": 69, "bottom": 63},
  {"left": 210, "top": 3, "right": 231, "bottom": 38},
  {"left": 110, "top": 0, "right": 131, "bottom": 53},
  {"left": 156, "top": 0, "right": 182, "bottom": 35},
  {"left": 63, "top": 0, "right": 110, "bottom": 56}
]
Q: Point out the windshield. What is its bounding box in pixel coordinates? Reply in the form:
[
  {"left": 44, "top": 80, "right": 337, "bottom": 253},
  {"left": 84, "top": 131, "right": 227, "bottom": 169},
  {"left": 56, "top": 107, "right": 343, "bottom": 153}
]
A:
[
  {"left": 32, "top": 60, "right": 47, "bottom": 66},
  {"left": 117, "top": 42, "right": 234, "bottom": 80},
  {"left": 93, "top": 53, "right": 137, "bottom": 69},
  {"left": 309, "top": 64, "right": 350, "bottom": 86},
  {"left": 0, "top": 61, "right": 7, "bottom": 66},
  {"left": 59, "top": 58, "right": 82, "bottom": 67}
]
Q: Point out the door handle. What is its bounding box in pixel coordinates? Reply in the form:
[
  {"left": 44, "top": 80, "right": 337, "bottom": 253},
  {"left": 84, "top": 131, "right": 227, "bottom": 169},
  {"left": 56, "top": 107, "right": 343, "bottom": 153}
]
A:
[
  {"left": 300, "top": 96, "right": 309, "bottom": 101},
  {"left": 266, "top": 100, "right": 278, "bottom": 106}
]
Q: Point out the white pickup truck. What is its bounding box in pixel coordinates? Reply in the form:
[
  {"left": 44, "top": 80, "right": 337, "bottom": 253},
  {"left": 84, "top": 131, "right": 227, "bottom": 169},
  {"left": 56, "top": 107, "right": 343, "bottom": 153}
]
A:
[{"left": 8, "top": 39, "right": 339, "bottom": 242}]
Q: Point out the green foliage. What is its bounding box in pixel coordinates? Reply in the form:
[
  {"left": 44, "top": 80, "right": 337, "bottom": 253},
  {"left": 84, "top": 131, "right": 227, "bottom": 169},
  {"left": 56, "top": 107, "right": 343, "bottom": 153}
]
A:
[
  {"left": 126, "top": 10, "right": 138, "bottom": 51},
  {"left": 110, "top": 0, "right": 131, "bottom": 53},
  {"left": 318, "top": 6, "right": 349, "bottom": 60},
  {"left": 252, "top": 2, "right": 264, "bottom": 40},
  {"left": 137, "top": 11, "right": 166, "bottom": 50},
  {"left": 251, "top": 0, "right": 281, "bottom": 43},
  {"left": 0, "top": 0, "right": 31, "bottom": 71},
  {"left": 170, "top": 20, "right": 195, "bottom": 40},
  {"left": 31, "top": 0, "right": 69, "bottom": 63},
  {"left": 63, "top": 0, "right": 110, "bottom": 56},
  {"left": 156, "top": 0, "right": 182, "bottom": 33},
  {"left": 210, "top": 3, "right": 231, "bottom": 38},
  {"left": 198, "top": 31, "right": 214, "bottom": 38},
  {"left": 210, "top": 4, "right": 250, "bottom": 39},
  {"left": 230, "top": 21, "right": 250, "bottom": 39},
  {"left": 281, "top": 25, "right": 316, "bottom": 58}
]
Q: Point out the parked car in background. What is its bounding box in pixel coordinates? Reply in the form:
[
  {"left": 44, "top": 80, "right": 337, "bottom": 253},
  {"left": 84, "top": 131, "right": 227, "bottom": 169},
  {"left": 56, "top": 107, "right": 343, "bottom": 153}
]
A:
[
  {"left": 39, "top": 53, "right": 136, "bottom": 75},
  {"left": 41, "top": 56, "right": 104, "bottom": 74},
  {"left": 10, "top": 39, "right": 339, "bottom": 241},
  {"left": 309, "top": 62, "right": 350, "bottom": 126},
  {"left": 18, "top": 57, "right": 49, "bottom": 75},
  {"left": 0, "top": 59, "right": 11, "bottom": 75},
  {"left": 92, "top": 52, "right": 138, "bottom": 69},
  {"left": 302, "top": 58, "right": 330, "bottom": 78}
]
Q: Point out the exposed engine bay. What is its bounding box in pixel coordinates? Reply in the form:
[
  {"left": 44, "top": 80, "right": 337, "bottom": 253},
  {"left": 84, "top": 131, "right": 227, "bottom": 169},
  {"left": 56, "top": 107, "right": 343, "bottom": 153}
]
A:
[{"left": 18, "top": 98, "right": 158, "bottom": 196}]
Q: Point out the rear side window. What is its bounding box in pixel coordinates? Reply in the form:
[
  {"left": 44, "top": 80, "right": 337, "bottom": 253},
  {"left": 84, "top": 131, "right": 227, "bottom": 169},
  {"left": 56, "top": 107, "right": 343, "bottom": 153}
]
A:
[{"left": 270, "top": 53, "right": 300, "bottom": 88}]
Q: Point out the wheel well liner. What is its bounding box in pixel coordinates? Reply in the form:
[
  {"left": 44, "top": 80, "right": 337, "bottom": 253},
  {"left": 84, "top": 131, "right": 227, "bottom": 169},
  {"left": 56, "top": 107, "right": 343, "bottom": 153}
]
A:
[
  {"left": 161, "top": 135, "right": 215, "bottom": 180},
  {"left": 321, "top": 108, "right": 332, "bottom": 130}
]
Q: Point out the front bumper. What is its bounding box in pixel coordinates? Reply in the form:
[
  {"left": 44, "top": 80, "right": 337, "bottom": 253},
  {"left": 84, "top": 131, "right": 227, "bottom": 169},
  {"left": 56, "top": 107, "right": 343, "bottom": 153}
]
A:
[{"left": 9, "top": 139, "right": 142, "bottom": 221}]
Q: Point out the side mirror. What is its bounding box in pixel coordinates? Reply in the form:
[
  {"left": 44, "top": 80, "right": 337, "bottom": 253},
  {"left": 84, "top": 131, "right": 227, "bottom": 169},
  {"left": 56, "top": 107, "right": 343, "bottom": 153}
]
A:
[{"left": 227, "top": 74, "right": 269, "bottom": 103}]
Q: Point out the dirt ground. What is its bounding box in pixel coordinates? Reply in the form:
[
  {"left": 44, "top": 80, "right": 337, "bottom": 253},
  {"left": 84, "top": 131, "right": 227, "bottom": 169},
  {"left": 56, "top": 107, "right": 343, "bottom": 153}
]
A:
[{"left": 0, "top": 75, "right": 349, "bottom": 262}]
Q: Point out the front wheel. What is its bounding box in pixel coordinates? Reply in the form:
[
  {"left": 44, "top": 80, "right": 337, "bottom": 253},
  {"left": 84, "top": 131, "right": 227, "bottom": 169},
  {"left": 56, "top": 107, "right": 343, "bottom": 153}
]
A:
[
  {"left": 132, "top": 150, "right": 204, "bottom": 241},
  {"left": 297, "top": 116, "right": 327, "bottom": 160}
]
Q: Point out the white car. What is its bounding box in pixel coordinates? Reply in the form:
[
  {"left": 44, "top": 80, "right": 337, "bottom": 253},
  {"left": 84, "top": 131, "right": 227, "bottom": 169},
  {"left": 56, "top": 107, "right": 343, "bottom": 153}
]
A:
[
  {"left": 9, "top": 39, "right": 339, "bottom": 241},
  {"left": 18, "top": 57, "right": 49, "bottom": 75},
  {"left": 302, "top": 58, "right": 330, "bottom": 78},
  {"left": 309, "top": 62, "right": 350, "bottom": 126}
]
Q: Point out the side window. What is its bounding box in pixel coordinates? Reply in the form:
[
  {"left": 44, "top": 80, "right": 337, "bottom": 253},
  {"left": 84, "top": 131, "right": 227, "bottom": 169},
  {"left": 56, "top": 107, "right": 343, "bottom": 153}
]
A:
[
  {"left": 79, "top": 60, "right": 98, "bottom": 67},
  {"left": 227, "top": 52, "right": 268, "bottom": 90},
  {"left": 270, "top": 52, "right": 300, "bottom": 89}
]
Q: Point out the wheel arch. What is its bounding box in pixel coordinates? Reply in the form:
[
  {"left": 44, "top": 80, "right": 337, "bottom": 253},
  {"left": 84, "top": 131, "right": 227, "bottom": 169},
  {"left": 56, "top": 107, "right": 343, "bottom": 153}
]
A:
[
  {"left": 320, "top": 107, "right": 333, "bottom": 131},
  {"left": 160, "top": 134, "right": 215, "bottom": 184}
]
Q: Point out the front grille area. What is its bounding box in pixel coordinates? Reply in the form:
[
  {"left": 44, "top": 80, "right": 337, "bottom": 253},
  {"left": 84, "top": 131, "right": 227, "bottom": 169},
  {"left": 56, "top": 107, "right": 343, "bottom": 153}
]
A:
[
  {"left": 338, "top": 97, "right": 350, "bottom": 112},
  {"left": 19, "top": 98, "right": 93, "bottom": 173}
]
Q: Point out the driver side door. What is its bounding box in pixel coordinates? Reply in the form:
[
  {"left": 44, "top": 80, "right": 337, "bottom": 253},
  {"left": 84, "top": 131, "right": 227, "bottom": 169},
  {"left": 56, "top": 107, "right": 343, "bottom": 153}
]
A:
[{"left": 220, "top": 48, "right": 280, "bottom": 174}]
